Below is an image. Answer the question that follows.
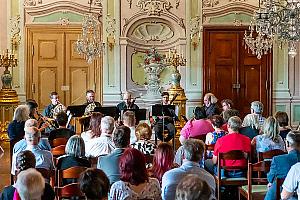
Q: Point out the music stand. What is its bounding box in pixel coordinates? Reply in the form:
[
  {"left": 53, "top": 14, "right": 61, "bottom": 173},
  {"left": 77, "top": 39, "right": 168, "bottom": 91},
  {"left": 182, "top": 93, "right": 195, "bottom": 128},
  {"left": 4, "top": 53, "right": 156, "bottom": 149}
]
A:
[
  {"left": 94, "top": 106, "right": 118, "bottom": 119},
  {"left": 122, "top": 109, "right": 147, "bottom": 124},
  {"left": 66, "top": 105, "right": 86, "bottom": 117}
]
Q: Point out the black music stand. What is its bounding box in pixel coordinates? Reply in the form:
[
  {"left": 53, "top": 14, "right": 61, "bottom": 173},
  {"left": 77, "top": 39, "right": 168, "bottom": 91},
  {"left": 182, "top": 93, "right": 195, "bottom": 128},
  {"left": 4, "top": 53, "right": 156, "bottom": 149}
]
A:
[
  {"left": 66, "top": 105, "right": 86, "bottom": 117},
  {"left": 94, "top": 106, "right": 118, "bottom": 120},
  {"left": 152, "top": 104, "right": 176, "bottom": 150},
  {"left": 122, "top": 109, "right": 147, "bottom": 124}
]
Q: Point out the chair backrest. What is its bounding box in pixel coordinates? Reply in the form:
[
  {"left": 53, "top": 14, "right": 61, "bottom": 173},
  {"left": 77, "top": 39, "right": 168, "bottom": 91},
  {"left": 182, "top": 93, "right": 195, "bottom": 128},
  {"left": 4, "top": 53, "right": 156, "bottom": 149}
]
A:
[
  {"left": 89, "top": 157, "right": 99, "bottom": 168},
  {"left": 204, "top": 144, "right": 215, "bottom": 160},
  {"left": 218, "top": 150, "right": 249, "bottom": 171},
  {"left": 55, "top": 183, "right": 84, "bottom": 200},
  {"left": 51, "top": 145, "right": 66, "bottom": 157},
  {"left": 258, "top": 149, "right": 286, "bottom": 161},
  {"left": 52, "top": 138, "right": 68, "bottom": 147},
  {"left": 58, "top": 166, "right": 88, "bottom": 187},
  {"left": 276, "top": 177, "right": 285, "bottom": 200},
  {"left": 189, "top": 134, "right": 206, "bottom": 143}
]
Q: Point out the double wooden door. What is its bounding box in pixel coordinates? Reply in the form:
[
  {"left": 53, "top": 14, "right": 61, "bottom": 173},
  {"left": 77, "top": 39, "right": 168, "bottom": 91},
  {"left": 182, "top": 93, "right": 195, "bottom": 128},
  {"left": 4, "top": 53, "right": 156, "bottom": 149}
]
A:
[
  {"left": 26, "top": 26, "right": 102, "bottom": 109},
  {"left": 203, "top": 27, "right": 272, "bottom": 118}
]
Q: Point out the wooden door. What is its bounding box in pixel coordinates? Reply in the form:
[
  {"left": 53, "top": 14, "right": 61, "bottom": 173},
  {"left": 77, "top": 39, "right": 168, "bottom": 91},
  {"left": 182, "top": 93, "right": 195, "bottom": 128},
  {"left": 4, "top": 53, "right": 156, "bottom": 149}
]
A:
[
  {"left": 26, "top": 26, "right": 102, "bottom": 110},
  {"left": 203, "top": 27, "right": 272, "bottom": 118}
]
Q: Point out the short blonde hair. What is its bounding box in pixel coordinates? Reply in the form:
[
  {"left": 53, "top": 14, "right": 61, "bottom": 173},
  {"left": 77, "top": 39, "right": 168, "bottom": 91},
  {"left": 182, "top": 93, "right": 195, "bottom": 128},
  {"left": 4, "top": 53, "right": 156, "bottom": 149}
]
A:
[
  {"left": 15, "top": 168, "right": 45, "bottom": 200},
  {"left": 135, "top": 123, "right": 152, "bottom": 140},
  {"left": 13, "top": 105, "right": 30, "bottom": 122},
  {"left": 242, "top": 114, "right": 260, "bottom": 130}
]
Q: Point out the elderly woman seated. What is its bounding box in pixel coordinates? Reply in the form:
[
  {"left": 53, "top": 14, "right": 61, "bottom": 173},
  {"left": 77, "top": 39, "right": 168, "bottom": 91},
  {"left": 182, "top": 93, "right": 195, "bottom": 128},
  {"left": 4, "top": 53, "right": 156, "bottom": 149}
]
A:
[
  {"left": 240, "top": 113, "right": 260, "bottom": 139},
  {"left": 132, "top": 123, "right": 156, "bottom": 155}
]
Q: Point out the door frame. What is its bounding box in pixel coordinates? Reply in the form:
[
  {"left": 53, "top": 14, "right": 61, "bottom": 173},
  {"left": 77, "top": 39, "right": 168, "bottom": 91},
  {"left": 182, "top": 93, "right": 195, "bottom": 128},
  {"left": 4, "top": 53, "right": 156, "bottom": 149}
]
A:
[
  {"left": 25, "top": 24, "right": 103, "bottom": 105},
  {"left": 203, "top": 26, "right": 273, "bottom": 116}
]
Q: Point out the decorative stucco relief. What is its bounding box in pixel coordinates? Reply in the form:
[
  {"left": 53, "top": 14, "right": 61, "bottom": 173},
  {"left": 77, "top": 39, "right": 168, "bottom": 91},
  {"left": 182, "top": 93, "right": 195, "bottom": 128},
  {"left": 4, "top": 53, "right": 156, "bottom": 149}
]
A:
[
  {"left": 190, "top": 16, "right": 201, "bottom": 37},
  {"left": 203, "top": 0, "right": 219, "bottom": 8},
  {"left": 58, "top": 17, "right": 70, "bottom": 25},
  {"left": 10, "top": 15, "right": 21, "bottom": 43},
  {"left": 136, "top": 0, "right": 172, "bottom": 16},
  {"left": 94, "top": 0, "right": 102, "bottom": 7},
  {"left": 132, "top": 22, "right": 174, "bottom": 43},
  {"left": 229, "top": 0, "right": 246, "bottom": 2},
  {"left": 127, "top": 0, "right": 133, "bottom": 8},
  {"left": 106, "top": 15, "right": 116, "bottom": 36},
  {"left": 24, "top": 0, "right": 37, "bottom": 6},
  {"left": 175, "top": 0, "right": 180, "bottom": 8}
]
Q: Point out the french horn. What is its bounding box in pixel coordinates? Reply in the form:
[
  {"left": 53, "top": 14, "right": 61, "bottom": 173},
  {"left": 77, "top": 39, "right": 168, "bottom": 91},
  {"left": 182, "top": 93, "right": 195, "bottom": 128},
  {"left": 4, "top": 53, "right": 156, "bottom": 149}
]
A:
[{"left": 84, "top": 102, "right": 97, "bottom": 116}]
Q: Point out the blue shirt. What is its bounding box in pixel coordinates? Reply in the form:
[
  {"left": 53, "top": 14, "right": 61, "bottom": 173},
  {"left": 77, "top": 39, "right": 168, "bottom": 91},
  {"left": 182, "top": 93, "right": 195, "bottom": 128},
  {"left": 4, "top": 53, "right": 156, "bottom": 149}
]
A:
[
  {"left": 161, "top": 160, "right": 216, "bottom": 200},
  {"left": 13, "top": 138, "right": 51, "bottom": 154}
]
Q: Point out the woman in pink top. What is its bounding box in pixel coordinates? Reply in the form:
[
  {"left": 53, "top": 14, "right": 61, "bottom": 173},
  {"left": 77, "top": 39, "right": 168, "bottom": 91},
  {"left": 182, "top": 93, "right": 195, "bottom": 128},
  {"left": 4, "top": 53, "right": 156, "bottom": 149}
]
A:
[{"left": 179, "top": 106, "right": 214, "bottom": 144}]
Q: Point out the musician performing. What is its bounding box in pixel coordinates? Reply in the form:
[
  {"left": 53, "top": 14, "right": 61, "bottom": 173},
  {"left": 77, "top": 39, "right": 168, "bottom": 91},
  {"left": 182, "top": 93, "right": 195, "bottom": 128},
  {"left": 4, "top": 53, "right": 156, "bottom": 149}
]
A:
[
  {"left": 153, "top": 92, "right": 176, "bottom": 142},
  {"left": 116, "top": 91, "right": 139, "bottom": 114},
  {"left": 83, "top": 90, "right": 101, "bottom": 115}
]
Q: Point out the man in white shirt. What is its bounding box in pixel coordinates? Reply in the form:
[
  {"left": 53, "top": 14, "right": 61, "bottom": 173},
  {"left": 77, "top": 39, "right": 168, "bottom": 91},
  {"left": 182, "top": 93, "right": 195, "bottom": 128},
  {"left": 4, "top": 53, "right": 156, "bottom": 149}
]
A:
[
  {"left": 122, "top": 111, "right": 137, "bottom": 144},
  {"left": 281, "top": 162, "right": 300, "bottom": 200}
]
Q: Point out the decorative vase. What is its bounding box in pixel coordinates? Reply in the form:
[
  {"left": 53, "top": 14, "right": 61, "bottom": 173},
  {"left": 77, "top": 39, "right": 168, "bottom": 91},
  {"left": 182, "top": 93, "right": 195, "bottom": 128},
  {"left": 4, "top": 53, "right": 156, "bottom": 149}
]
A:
[{"left": 143, "top": 62, "right": 165, "bottom": 99}]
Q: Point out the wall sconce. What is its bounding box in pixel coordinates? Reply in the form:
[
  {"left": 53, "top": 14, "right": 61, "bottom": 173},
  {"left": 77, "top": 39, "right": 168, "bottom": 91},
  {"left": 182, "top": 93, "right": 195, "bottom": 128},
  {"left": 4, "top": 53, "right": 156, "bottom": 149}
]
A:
[{"left": 107, "top": 35, "right": 115, "bottom": 51}]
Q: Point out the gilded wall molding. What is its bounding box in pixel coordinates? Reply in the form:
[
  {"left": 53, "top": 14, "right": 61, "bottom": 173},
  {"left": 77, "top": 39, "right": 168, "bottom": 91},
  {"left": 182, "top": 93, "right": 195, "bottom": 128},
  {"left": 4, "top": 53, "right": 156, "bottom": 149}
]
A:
[
  {"left": 136, "top": 0, "right": 172, "bottom": 16},
  {"left": 10, "top": 15, "right": 21, "bottom": 43},
  {"left": 106, "top": 15, "right": 116, "bottom": 36},
  {"left": 190, "top": 16, "right": 201, "bottom": 38}
]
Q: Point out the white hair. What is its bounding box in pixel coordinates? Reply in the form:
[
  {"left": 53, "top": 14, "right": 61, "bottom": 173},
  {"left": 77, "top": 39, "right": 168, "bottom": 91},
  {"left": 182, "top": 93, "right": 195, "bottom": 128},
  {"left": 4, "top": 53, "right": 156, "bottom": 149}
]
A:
[
  {"left": 101, "top": 116, "right": 115, "bottom": 134},
  {"left": 15, "top": 168, "right": 45, "bottom": 200},
  {"left": 242, "top": 114, "right": 260, "bottom": 130}
]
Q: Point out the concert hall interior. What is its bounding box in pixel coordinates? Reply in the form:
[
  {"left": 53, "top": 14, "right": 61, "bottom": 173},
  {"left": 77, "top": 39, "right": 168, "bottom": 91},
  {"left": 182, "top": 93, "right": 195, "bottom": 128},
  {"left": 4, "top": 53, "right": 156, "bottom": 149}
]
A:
[{"left": 1, "top": 0, "right": 300, "bottom": 199}]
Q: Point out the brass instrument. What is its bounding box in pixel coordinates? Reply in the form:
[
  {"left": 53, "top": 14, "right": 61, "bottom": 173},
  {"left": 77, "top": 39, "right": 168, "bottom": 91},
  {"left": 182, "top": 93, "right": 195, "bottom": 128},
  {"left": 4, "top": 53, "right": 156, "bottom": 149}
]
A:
[
  {"left": 50, "top": 102, "right": 66, "bottom": 118},
  {"left": 84, "top": 102, "right": 97, "bottom": 116}
]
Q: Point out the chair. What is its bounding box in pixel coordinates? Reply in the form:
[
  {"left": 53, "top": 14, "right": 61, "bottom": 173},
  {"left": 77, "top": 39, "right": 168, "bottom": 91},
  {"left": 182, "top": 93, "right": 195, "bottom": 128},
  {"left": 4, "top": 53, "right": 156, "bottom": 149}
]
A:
[
  {"left": 52, "top": 137, "right": 68, "bottom": 147},
  {"left": 258, "top": 149, "right": 286, "bottom": 161},
  {"left": 55, "top": 183, "right": 84, "bottom": 200},
  {"left": 276, "top": 177, "right": 285, "bottom": 200},
  {"left": 204, "top": 144, "right": 215, "bottom": 160},
  {"left": 89, "top": 156, "right": 99, "bottom": 168},
  {"left": 58, "top": 166, "right": 88, "bottom": 187},
  {"left": 145, "top": 154, "right": 154, "bottom": 165},
  {"left": 36, "top": 168, "right": 54, "bottom": 187},
  {"left": 189, "top": 134, "right": 206, "bottom": 143},
  {"left": 238, "top": 161, "right": 270, "bottom": 200},
  {"left": 51, "top": 145, "right": 66, "bottom": 158},
  {"left": 216, "top": 150, "right": 249, "bottom": 200}
]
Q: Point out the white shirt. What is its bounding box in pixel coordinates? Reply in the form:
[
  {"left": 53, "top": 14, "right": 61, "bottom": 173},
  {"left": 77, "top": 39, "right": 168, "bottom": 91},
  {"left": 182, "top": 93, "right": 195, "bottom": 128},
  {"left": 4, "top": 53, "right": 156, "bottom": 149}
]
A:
[
  {"left": 282, "top": 162, "right": 300, "bottom": 200},
  {"left": 84, "top": 134, "right": 115, "bottom": 157},
  {"left": 129, "top": 127, "right": 137, "bottom": 145}
]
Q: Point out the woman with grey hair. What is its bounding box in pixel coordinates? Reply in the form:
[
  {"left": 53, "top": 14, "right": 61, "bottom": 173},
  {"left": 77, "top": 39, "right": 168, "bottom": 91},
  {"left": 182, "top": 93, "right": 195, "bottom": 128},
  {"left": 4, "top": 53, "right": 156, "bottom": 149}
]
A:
[
  {"left": 239, "top": 113, "right": 260, "bottom": 139},
  {"left": 8, "top": 105, "right": 30, "bottom": 146},
  {"left": 251, "top": 116, "right": 285, "bottom": 153},
  {"left": 57, "top": 135, "right": 90, "bottom": 185}
]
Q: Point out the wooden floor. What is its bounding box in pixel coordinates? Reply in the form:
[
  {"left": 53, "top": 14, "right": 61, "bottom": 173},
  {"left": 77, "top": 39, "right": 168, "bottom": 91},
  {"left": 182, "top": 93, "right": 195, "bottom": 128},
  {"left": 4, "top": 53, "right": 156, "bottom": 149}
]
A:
[{"left": 0, "top": 141, "right": 10, "bottom": 193}]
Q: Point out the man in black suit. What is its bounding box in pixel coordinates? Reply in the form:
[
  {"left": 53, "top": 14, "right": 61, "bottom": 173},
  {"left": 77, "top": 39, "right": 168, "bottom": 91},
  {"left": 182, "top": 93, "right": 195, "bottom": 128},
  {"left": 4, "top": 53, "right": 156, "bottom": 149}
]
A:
[
  {"left": 116, "top": 92, "right": 139, "bottom": 115},
  {"left": 97, "top": 126, "right": 131, "bottom": 185}
]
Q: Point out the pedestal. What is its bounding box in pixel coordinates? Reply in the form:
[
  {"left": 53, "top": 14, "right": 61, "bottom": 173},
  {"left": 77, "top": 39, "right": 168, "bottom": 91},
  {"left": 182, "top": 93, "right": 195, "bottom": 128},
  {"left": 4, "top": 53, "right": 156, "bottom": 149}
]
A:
[{"left": 0, "top": 89, "right": 19, "bottom": 141}]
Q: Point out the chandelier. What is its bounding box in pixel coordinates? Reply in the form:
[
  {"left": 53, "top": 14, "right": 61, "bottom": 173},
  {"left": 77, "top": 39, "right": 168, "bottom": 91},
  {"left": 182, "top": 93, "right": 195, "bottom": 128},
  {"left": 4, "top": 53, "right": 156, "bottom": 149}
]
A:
[
  {"left": 244, "top": 0, "right": 300, "bottom": 58},
  {"left": 76, "top": 0, "right": 103, "bottom": 64}
]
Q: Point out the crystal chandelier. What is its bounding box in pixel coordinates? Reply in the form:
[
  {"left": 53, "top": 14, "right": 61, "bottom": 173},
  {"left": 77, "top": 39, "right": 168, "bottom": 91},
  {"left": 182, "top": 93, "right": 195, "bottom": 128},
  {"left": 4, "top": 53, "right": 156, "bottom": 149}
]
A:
[
  {"left": 244, "top": 0, "right": 300, "bottom": 58},
  {"left": 76, "top": 0, "right": 103, "bottom": 64}
]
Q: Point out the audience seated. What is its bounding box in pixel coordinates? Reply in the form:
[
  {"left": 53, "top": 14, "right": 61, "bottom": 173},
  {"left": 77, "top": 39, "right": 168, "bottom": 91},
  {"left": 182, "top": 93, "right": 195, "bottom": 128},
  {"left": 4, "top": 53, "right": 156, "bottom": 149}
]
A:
[
  {"left": 275, "top": 111, "right": 291, "bottom": 140},
  {"left": 175, "top": 174, "right": 212, "bottom": 200},
  {"left": 240, "top": 113, "right": 260, "bottom": 139},
  {"left": 81, "top": 112, "right": 102, "bottom": 143},
  {"left": 252, "top": 116, "right": 285, "bottom": 153},
  {"left": 56, "top": 135, "right": 91, "bottom": 185},
  {"left": 122, "top": 111, "right": 138, "bottom": 144},
  {"left": 179, "top": 106, "right": 214, "bottom": 144},
  {"left": 79, "top": 168, "right": 110, "bottom": 200},
  {"left": 265, "top": 131, "right": 300, "bottom": 200},
  {"left": 11, "top": 127, "right": 54, "bottom": 176},
  {"left": 205, "top": 115, "right": 226, "bottom": 145},
  {"left": 221, "top": 109, "right": 240, "bottom": 132},
  {"left": 85, "top": 116, "right": 115, "bottom": 157},
  {"left": 47, "top": 111, "right": 75, "bottom": 147},
  {"left": 162, "top": 139, "right": 216, "bottom": 200},
  {"left": 132, "top": 123, "right": 156, "bottom": 154},
  {"left": 0, "top": 150, "right": 55, "bottom": 200},
  {"left": 250, "top": 101, "right": 266, "bottom": 128},
  {"left": 205, "top": 116, "right": 251, "bottom": 178},
  {"left": 148, "top": 142, "right": 178, "bottom": 184},
  {"left": 97, "top": 125, "right": 131, "bottom": 185},
  {"left": 110, "top": 148, "right": 161, "bottom": 200},
  {"left": 281, "top": 162, "right": 300, "bottom": 200},
  {"left": 203, "top": 93, "right": 220, "bottom": 117}
]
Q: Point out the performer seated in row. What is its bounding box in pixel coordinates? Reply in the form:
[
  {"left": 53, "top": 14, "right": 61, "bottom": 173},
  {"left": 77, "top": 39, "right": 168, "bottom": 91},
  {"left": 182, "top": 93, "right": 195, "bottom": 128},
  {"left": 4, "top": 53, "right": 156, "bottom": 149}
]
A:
[
  {"left": 83, "top": 90, "right": 101, "bottom": 115},
  {"left": 42, "top": 91, "right": 66, "bottom": 119},
  {"left": 117, "top": 91, "right": 139, "bottom": 114},
  {"left": 154, "top": 92, "right": 176, "bottom": 142}
]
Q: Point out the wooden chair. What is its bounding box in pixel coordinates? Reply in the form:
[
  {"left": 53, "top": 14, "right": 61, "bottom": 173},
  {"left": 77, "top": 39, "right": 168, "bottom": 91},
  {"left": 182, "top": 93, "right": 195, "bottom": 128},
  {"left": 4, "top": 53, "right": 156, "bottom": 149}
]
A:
[
  {"left": 216, "top": 150, "right": 249, "bottom": 200},
  {"left": 55, "top": 183, "right": 84, "bottom": 200},
  {"left": 204, "top": 144, "right": 215, "bottom": 160},
  {"left": 52, "top": 137, "right": 68, "bottom": 147},
  {"left": 239, "top": 161, "right": 270, "bottom": 200},
  {"left": 58, "top": 166, "right": 88, "bottom": 187},
  {"left": 36, "top": 168, "right": 55, "bottom": 187},
  {"left": 276, "top": 177, "right": 285, "bottom": 200},
  {"left": 89, "top": 156, "right": 99, "bottom": 168},
  {"left": 190, "top": 134, "right": 206, "bottom": 143},
  {"left": 51, "top": 145, "right": 66, "bottom": 157},
  {"left": 258, "top": 149, "right": 286, "bottom": 161}
]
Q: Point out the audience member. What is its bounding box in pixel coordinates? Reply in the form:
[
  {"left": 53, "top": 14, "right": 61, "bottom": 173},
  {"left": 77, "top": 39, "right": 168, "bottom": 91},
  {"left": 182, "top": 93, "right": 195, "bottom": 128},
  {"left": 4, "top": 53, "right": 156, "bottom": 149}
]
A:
[
  {"left": 8, "top": 105, "right": 30, "bottom": 147},
  {"left": 98, "top": 126, "right": 131, "bottom": 185},
  {"left": 205, "top": 115, "right": 226, "bottom": 145},
  {"left": 240, "top": 113, "right": 260, "bottom": 139},
  {"left": 203, "top": 93, "right": 220, "bottom": 117},
  {"left": 205, "top": 116, "right": 251, "bottom": 178},
  {"left": 148, "top": 142, "right": 178, "bottom": 183},
  {"left": 281, "top": 162, "right": 300, "bottom": 200},
  {"left": 250, "top": 101, "right": 265, "bottom": 127},
  {"left": 81, "top": 112, "right": 102, "bottom": 142},
  {"left": 79, "top": 168, "right": 109, "bottom": 200},
  {"left": 56, "top": 135, "right": 90, "bottom": 185},
  {"left": 275, "top": 111, "right": 291, "bottom": 140},
  {"left": 221, "top": 109, "right": 239, "bottom": 131},
  {"left": 47, "top": 111, "right": 74, "bottom": 146},
  {"left": 162, "top": 139, "right": 215, "bottom": 200},
  {"left": 0, "top": 150, "right": 55, "bottom": 200},
  {"left": 110, "top": 148, "right": 161, "bottom": 200},
  {"left": 122, "top": 111, "right": 138, "bottom": 144},
  {"left": 85, "top": 116, "right": 115, "bottom": 157},
  {"left": 175, "top": 174, "right": 212, "bottom": 200},
  {"left": 11, "top": 127, "right": 54, "bottom": 176},
  {"left": 132, "top": 123, "right": 156, "bottom": 154},
  {"left": 179, "top": 106, "right": 214, "bottom": 144},
  {"left": 265, "top": 131, "right": 300, "bottom": 200},
  {"left": 252, "top": 116, "right": 285, "bottom": 153}
]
